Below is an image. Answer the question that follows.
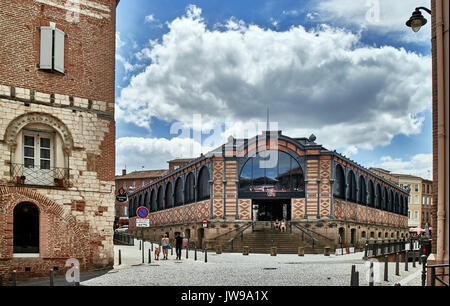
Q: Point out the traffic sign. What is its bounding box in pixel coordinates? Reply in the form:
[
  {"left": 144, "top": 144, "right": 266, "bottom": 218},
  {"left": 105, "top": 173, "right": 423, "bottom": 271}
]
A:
[
  {"left": 136, "top": 206, "right": 149, "bottom": 218},
  {"left": 202, "top": 218, "right": 207, "bottom": 228},
  {"left": 136, "top": 218, "right": 150, "bottom": 227}
]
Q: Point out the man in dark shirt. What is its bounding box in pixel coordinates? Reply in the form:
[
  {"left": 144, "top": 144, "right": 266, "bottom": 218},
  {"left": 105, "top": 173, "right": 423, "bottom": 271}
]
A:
[{"left": 174, "top": 232, "right": 183, "bottom": 260}]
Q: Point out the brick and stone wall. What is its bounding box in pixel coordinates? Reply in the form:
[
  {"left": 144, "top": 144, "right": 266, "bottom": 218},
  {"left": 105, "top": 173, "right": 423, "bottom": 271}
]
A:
[{"left": 0, "top": 0, "right": 117, "bottom": 281}]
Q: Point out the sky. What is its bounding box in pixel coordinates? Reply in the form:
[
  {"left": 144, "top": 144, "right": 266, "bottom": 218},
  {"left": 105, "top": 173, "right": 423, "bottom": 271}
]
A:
[{"left": 114, "top": 0, "right": 433, "bottom": 180}]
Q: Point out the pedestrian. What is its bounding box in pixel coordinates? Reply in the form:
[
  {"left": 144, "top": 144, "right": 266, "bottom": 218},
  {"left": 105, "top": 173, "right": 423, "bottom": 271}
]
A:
[
  {"left": 274, "top": 219, "right": 280, "bottom": 231},
  {"left": 280, "top": 219, "right": 286, "bottom": 232},
  {"left": 161, "top": 234, "right": 170, "bottom": 260},
  {"left": 174, "top": 232, "right": 183, "bottom": 260}
]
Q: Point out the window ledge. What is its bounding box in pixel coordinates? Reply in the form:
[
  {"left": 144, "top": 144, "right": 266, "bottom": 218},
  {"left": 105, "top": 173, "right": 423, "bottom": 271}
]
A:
[{"left": 13, "top": 253, "right": 40, "bottom": 258}]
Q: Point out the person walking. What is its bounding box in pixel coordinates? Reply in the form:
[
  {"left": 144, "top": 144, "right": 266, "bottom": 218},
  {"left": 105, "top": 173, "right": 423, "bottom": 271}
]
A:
[
  {"left": 174, "top": 232, "right": 183, "bottom": 260},
  {"left": 280, "top": 219, "right": 286, "bottom": 232},
  {"left": 161, "top": 234, "right": 170, "bottom": 260}
]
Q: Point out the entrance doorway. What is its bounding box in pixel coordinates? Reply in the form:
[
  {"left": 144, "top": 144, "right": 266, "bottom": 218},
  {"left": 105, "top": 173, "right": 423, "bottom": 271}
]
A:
[
  {"left": 252, "top": 199, "right": 291, "bottom": 221},
  {"left": 14, "top": 202, "right": 39, "bottom": 253}
]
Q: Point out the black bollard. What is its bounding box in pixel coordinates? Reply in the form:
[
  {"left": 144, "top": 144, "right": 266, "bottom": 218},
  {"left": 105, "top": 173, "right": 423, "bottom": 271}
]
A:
[
  {"left": 142, "top": 241, "right": 145, "bottom": 264},
  {"left": 350, "top": 265, "right": 356, "bottom": 286},
  {"left": 405, "top": 251, "right": 409, "bottom": 271},
  {"left": 204, "top": 248, "right": 207, "bottom": 263},
  {"left": 148, "top": 249, "right": 151, "bottom": 264},
  {"left": 171, "top": 246, "right": 173, "bottom": 256},
  {"left": 50, "top": 269, "right": 54, "bottom": 286},
  {"left": 395, "top": 253, "right": 400, "bottom": 276},
  {"left": 384, "top": 256, "right": 389, "bottom": 282},
  {"left": 195, "top": 248, "right": 197, "bottom": 261},
  {"left": 355, "top": 271, "right": 359, "bottom": 286},
  {"left": 186, "top": 247, "right": 189, "bottom": 259},
  {"left": 12, "top": 270, "right": 16, "bottom": 286},
  {"left": 119, "top": 249, "right": 122, "bottom": 265},
  {"left": 139, "top": 240, "right": 141, "bottom": 250},
  {"left": 413, "top": 251, "right": 416, "bottom": 268},
  {"left": 421, "top": 255, "right": 427, "bottom": 286},
  {"left": 151, "top": 242, "right": 153, "bottom": 251},
  {"left": 369, "top": 262, "right": 374, "bottom": 286}
]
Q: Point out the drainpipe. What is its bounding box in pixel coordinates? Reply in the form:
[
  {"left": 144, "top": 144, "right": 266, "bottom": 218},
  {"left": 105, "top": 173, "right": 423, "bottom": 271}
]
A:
[{"left": 435, "top": 0, "right": 446, "bottom": 265}]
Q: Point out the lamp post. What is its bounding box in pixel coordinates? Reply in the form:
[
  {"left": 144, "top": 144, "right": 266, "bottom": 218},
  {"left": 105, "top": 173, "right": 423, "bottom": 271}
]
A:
[{"left": 405, "top": 7, "right": 431, "bottom": 32}]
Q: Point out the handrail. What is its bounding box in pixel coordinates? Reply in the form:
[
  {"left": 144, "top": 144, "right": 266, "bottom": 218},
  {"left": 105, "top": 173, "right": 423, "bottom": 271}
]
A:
[
  {"left": 227, "top": 222, "right": 253, "bottom": 244},
  {"left": 421, "top": 255, "right": 449, "bottom": 286},
  {"left": 291, "top": 223, "right": 318, "bottom": 242},
  {"left": 212, "top": 222, "right": 252, "bottom": 241},
  {"left": 291, "top": 221, "right": 333, "bottom": 241}
]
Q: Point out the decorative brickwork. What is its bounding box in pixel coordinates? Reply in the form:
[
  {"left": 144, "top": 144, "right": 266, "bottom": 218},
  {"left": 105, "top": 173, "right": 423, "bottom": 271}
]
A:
[{"left": 291, "top": 198, "right": 305, "bottom": 220}]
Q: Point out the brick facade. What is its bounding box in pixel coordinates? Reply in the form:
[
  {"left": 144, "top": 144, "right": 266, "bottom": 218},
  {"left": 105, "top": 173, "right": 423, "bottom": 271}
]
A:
[{"left": 0, "top": 0, "right": 118, "bottom": 282}]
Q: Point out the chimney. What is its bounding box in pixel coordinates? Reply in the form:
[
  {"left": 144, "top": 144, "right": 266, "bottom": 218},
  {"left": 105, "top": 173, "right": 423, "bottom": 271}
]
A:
[{"left": 122, "top": 169, "right": 126, "bottom": 176}]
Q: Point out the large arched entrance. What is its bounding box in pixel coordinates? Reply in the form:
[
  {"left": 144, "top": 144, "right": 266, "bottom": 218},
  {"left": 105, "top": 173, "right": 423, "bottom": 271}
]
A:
[
  {"left": 239, "top": 150, "right": 304, "bottom": 222},
  {"left": 13, "top": 202, "right": 39, "bottom": 254}
]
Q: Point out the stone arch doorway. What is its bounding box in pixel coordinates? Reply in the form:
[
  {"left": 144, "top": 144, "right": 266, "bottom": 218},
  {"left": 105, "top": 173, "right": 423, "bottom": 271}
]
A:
[
  {"left": 338, "top": 227, "right": 345, "bottom": 245},
  {"left": 13, "top": 202, "right": 39, "bottom": 254},
  {"left": 197, "top": 228, "right": 204, "bottom": 249}
]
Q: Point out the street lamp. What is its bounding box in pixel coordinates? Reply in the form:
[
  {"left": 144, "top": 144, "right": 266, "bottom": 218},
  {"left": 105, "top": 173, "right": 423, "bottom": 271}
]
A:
[{"left": 406, "top": 7, "right": 432, "bottom": 32}]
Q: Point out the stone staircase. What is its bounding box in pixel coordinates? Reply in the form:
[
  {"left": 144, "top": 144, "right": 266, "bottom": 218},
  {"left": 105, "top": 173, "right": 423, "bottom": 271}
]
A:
[{"left": 220, "top": 222, "right": 327, "bottom": 254}]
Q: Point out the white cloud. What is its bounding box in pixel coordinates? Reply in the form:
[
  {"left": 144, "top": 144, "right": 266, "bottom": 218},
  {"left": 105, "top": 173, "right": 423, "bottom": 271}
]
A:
[
  {"left": 116, "top": 136, "right": 215, "bottom": 175},
  {"left": 372, "top": 153, "right": 432, "bottom": 180},
  {"left": 116, "top": 32, "right": 125, "bottom": 49},
  {"left": 312, "top": 0, "right": 431, "bottom": 44},
  {"left": 117, "top": 5, "right": 431, "bottom": 154},
  {"left": 145, "top": 14, "right": 155, "bottom": 23}
]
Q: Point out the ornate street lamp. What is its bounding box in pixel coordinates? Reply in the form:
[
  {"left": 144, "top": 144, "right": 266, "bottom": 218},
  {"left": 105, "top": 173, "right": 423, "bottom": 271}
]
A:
[{"left": 406, "top": 7, "right": 432, "bottom": 32}]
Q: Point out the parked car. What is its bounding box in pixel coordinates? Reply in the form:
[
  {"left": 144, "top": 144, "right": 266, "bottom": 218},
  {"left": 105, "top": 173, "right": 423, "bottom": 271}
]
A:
[{"left": 115, "top": 225, "right": 129, "bottom": 232}]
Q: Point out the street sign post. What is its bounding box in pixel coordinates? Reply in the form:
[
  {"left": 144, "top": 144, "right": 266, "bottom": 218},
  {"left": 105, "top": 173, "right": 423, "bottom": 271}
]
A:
[
  {"left": 136, "top": 206, "right": 149, "bottom": 219},
  {"left": 202, "top": 218, "right": 207, "bottom": 228}
]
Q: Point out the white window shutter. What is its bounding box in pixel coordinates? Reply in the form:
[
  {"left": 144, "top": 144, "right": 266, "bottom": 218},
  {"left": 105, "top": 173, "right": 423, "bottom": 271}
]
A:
[
  {"left": 54, "top": 28, "right": 65, "bottom": 73},
  {"left": 40, "top": 26, "right": 53, "bottom": 70}
]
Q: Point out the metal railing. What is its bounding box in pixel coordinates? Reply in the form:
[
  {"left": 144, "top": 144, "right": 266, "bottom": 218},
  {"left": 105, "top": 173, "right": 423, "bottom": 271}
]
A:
[
  {"left": 291, "top": 223, "right": 319, "bottom": 248},
  {"left": 113, "top": 232, "right": 135, "bottom": 246},
  {"left": 227, "top": 222, "right": 253, "bottom": 250},
  {"left": 10, "top": 163, "right": 69, "bottom": 187},
  {"left": 421, "top": 255, "right": 449, "bottom": 286},
  {"left": 364, "top": 238, "right": 408, "bottom": 257},
  {"left": 291, "top": 222, "right": 334, "bottom": 242}
]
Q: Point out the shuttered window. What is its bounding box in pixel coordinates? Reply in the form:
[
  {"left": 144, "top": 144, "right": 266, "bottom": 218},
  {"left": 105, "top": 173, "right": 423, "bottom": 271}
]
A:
[{"left": 40, "top": 26, "right": 65, "bottom": 73}]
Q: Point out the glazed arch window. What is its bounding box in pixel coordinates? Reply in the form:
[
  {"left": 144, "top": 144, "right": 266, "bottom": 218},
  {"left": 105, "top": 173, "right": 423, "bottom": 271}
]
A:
[{"left": 197, "top": 167, "right": 210, "bottom": 201}]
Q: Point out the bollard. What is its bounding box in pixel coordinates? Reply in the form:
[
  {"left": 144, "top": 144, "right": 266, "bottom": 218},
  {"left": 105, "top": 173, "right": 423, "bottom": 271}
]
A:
[
  {"left": 243, "top": 246, "right": 249, "bottom": 256},
  {"left": 405, "top": 251, "right": 409, "bottom": 271},
  {"left": 324, "top": 246, "right": 330, "bottom": 256},
  {"left": 12, "top": 270, "right": 16, "bottom": 286},
  {"left": 50, "top": 269, "right": 54, "bottom": 286},
  {"left": 151, "top": 242, "right": 153, "bottom": 251},
  {"left": 74, "top": 267, "right": 80, "bottom": 286},
  {"left": 148, "top": 249, "right": 151, "bottom": 264},
  {"left": 142, "top": 241, "right": 145, "bottom": 264},
  {"left": 355, "top": 271, "right": 359, "bottom": 286},
  {"left": 119, "top": 249, "right": 122, "bottom": 265},
  {"left": 369, "top": 262, "right": 374, "bottom": 286},
  {"left": 171, "top": 246, "right": 173, "bottom": 256},
  {"left": 215, "top": 245, "right": 222, "bottom": 254},
  {"left": 139, "top": 240, "right": 141, "bottom": 250},
  {"left": 384, "top": 256, "right": 389, "bottom": 282},
  {"left": 298, "top": 247, "right": 304, "bottom": 257},
  {"left": 186, "top": 247, "right": 189, "bottom": 259},
  {"left": 195, "top": 248, "right": 197, "bottom": 261},
  {"left": 270, "top": 246, "right": 277, "bottom": 256},
  {"left": 204, "top": 249, "right": 207, "bottom": 263},
  {"left": 350, "top": 265, "right": 356, "bottom": 286},
  {"left": 395, "top": 253, "right": 400, "bottom": 276},
  {"left": 413, "top": 250, "right": 416, "bottom": 268},
  {"left": 421, "top": 255, "right": 427, "bottom": 286}
]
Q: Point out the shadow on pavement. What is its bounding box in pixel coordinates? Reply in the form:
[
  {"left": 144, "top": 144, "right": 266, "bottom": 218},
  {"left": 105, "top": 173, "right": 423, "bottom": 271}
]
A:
[{"left": 12, "top": 268, "right": 112, "bottom": 286}]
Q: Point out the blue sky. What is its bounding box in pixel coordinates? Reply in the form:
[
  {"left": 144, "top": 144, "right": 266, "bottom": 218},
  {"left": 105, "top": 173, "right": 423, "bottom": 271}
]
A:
[{"left": 114, "top": 0, "right": 432, "bottom": 179}]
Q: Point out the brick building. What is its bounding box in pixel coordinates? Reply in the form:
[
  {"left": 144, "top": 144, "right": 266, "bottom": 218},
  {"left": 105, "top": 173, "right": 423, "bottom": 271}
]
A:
[
  {"left": 127, "top": 132, "right": 409, "bottom": 250},
  {"left": 114, "top": 169, "right": 168, "bottom": 228},
  {"left": 0, "top": 0, "right": 119, "bottom": 281}
]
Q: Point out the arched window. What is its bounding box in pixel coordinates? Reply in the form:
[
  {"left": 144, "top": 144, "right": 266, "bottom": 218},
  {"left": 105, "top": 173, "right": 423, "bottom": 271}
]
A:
[
  {"left": 144, "top": 191, "right": 150, "bottom": 210},
  {"left": 389, "top": 190, "right": 394, "bottom": 212},
  {"left": 383, "top": 187, "right": 388, "bottom": 211},
  {"left": 368, "top": 180, "right": 375, "bottom": 207},
  {"left": 165, "top": 182, "right": 173, "bottom": 209},
  {"left": 197, "top": 167, "right": 210, "bottom": 201},
  {"left": 157, "top": 186, "right": 164, "bottom": 210},
  {"left": 333, "top": 164, "right": 346, "bottom": 199},
  {"left": 185, "top": 173, "right": 195, "bottom": 204},
  {"left": 347, "top": 170, "right": 356, "bottom": 202},
  {"left": 174, "top": 178, "right": 183, "bottom": 206},
  {"left": 239, "top": 150, "right": 304, "bottom": 194},
  {"left": 150, "top": 189, "right": 157, "bottom": 212},
  {"left": 394, "top": 193, "right": 399, "bottom": 214},
  {"left": 358, "top": 176, "right": 366, "bottom": 205},
  {"left": 138, "top": 194, "right": 143, "bottom": 208},
  {"left": 14, "top": 202, "right": 39, "bottom": 254},
  {"left": 376, "top": 184, "right": 382, "bottom": 209},
  {"left": 400, "top": 196, "right": 404, "bottom": 215}
]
